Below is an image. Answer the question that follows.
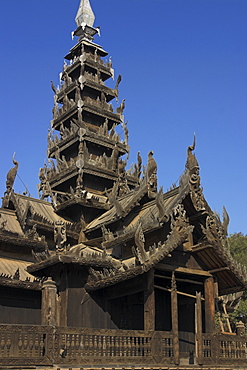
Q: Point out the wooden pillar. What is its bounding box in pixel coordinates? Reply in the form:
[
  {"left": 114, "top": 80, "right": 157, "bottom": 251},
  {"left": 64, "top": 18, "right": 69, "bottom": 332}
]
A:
[
  {"left": 41, "top": 277, "right": 57, "bottom": 326},
  {"left": 204, "top": 277, "right": 215, "bottom": 333},
  {"left": 171, "top": 272, "right": 179, "bottom": 366},
  {"left": 196, "top": 291, "right": 203, "bottom": 365},
  {"left": 144, "top": 269, "right": 155, "bottom": 331}
]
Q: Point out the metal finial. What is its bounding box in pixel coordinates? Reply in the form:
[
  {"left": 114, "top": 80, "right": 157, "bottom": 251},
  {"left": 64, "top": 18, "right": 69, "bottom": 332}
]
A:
[{"left": 75, "top": 0, "right": 95, "bottom": 28}]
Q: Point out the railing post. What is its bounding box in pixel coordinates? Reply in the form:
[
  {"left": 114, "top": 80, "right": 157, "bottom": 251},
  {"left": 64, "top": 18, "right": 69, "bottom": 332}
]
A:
[
  {"left": 41, "top": 277, "right": 57, "bottom": 326},
  {"left": 171, "top": 272, "right": 179, "bottom": 366}
]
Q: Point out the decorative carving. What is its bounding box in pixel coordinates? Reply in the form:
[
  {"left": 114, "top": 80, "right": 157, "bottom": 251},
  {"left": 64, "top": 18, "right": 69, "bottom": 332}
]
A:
[
  {"left": 54, "top": 220, "right": 67, "bottom": 252},
  {"left": 155, "top": 187, "right": 168, "bottom": 222},
  {"left": 25, "top": 224, "right": 39, "bottom": 240},
  {"left": 105, "top": 182, "right": 124, "bottom": 217},
  {"left": 122, "top": 121, "right": 129, "bottom": 145},
  {"left": 32, "top": 245, "right": 51, "bottom": 263},
  {"left": 185, "top": 135, "right": 206, "bottom": 211},
  {"left": 147, "top": 150, "right": 157, "bottom": 198},
  {"left": 2, "top": 154, "right": 19, "bottom": 208},
  {"left": 132, "top": 222, "right": 148, "bottom": 265}
]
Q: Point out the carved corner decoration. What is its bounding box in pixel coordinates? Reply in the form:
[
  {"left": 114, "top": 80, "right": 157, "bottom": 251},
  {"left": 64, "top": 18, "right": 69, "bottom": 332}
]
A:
[{"left": 201, "top": 213, "right": 247, "bottom": 285}]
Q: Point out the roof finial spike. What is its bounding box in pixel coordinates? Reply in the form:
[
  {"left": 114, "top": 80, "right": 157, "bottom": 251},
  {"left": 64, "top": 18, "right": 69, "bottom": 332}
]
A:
[{"left": 75, "top": 0, "right": 95, "bottom": 28}]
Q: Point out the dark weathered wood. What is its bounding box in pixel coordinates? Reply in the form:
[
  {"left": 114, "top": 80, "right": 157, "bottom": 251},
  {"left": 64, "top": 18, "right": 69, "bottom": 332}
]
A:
[
  {"left": 196, "top": 291, "right": 203, "bottom": 365},
  {"left": 171, "top": 272, "right": 179, "bottom": 366},
  {"left": 41, "top": 277, "right": 57, "bottom": 326},
  {"left": 204, "top": 277, "right": 215, "bottom": 333},
  {"left": 144, "top": 269, "right": 155, "bottom": 331},
  {"left": 156, "top": 263, "right": 212, "bottom": 276},
  {"left": 154, "top": 273, "right": 204, "bottom": 285},
  {"left": 154, "top": 284, "right": 205, "bottom": 300}
]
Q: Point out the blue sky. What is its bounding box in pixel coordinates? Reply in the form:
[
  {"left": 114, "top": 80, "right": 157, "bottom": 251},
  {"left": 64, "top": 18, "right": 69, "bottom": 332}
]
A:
[{"left": 0, "top": 0, "right": 247, "bottom": 235}]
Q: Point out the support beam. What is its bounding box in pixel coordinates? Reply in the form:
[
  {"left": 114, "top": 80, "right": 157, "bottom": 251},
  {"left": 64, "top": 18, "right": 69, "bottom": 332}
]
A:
[
  {"left": 209, "top": 266, "right": 229, "bottom": 274},
  {"left": 171, "top": 272, "right": 179, "bottom": 366},
  {"left": 204, "top": 277, "right": 215, "bottom": 333},
  {"left": 156, "top": 263, "right": 212, "bottom": 277},
  {"left": 144, "top": 269, "right": 155, "bottom": 331},
  {"left": 155, "top": 273, "right": 203, "bottom": 286},
  {"left": 154, "top": 284, "right": 205, "bottom": 300}
]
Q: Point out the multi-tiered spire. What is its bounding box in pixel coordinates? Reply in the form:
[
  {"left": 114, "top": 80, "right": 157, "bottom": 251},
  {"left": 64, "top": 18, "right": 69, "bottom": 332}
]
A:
[{"left": 38, "top": 0, "right": 139, "bottom": 224}]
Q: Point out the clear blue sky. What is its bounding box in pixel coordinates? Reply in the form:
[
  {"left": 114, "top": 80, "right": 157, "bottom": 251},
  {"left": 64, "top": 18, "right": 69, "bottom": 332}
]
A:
[{"left": 0, "top": 0, "right": 247, "bottom": 235}]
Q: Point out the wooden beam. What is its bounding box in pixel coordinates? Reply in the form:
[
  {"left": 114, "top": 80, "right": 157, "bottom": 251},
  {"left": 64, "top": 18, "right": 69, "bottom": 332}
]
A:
[
  {"left": 154, "top": 273, "right": 203, "bottom": 286},
  {"left": 204, "top": 277, "right": 215, "bottom": 333},
  {"left": 154, "top": 284, "right": 205, "bottom": 300},
  {"left": 156, "top": 263, "right": 212, "bottom": 277},
  {"left": 171, "top": 273, "right": 179, "bottom": 366},
  {"left": 192, "top": 244, "right": 213, "bottom": 253},
  {"left": 209, "top": 267, "right": 230, "bottom": 274}
]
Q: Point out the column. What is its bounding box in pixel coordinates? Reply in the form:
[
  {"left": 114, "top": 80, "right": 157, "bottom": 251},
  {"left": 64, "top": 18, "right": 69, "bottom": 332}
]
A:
[
  {"left": 41, "top": 277, "right": 57, "bottom": 326},
  {"left": 196, "top": 291, "right": 203, "bottom": 365},
  {"left": 204, "top": 277, "right": 215, "bottom": 333},
  {"left": 171, "top": 272, "right": 179, "bottom": 366},
  {"left": 144, "top": 269, "right": 155, "bottom": 331}
]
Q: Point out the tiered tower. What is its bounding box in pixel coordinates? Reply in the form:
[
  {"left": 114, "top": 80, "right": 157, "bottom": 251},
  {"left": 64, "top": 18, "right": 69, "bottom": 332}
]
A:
[{"left": 39, "top": 0, "right": 139, "bottom": 225}]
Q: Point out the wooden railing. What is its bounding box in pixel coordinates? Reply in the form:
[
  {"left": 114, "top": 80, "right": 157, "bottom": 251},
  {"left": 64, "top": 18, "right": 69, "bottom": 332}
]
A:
[
  {"left": 0, "top": 325, "right": 54, "bottom": 366},
  {"left": 202, "top": 333, "right": 247, "bottom": 365},
  {"left": 0, "top": 325, "right": 246, "bottom": 367},
  {"left": 0, "top": 325, "right": 173, "bottom": 366}
]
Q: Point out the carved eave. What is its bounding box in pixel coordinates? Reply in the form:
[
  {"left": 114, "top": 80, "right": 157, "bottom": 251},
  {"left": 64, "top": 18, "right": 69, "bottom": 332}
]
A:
[
  {"left": 65, "top": 39, "right": 108, "bottom": 61},
  {"left": 86, "top": 185, "right": 188, "bottom": 237},
  {"left": 0, "top": 229, "right": 47, "bottom": 250},
  {"left": 3, "top": 193, "right": 77, "bottom": 240},
  {"left": 27, "top": 253, "right": 118, "bottom": 277},
  {"left": 85, "top": 208, "right": 194, "bottom": 292},
  {"left": 54, "top": 194, "right": 110, "bottom": 213},
  {"left": 0, "top": 276, "right": 41, "bottom": 290},
  {"left": 49, "top": 132, "right": 128, "bottom": 160},
  {"left": 56, "top": 81, "right": 78, "bottom": 103},
  {"left": 52, "top": 104, "right": 121, "bottom": 131}
]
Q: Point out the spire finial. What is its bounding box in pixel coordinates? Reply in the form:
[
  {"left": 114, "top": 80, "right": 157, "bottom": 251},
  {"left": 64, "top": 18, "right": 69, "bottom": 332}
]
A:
[{"left": 75, "top": 0, "right": 95, "bottom": 28}]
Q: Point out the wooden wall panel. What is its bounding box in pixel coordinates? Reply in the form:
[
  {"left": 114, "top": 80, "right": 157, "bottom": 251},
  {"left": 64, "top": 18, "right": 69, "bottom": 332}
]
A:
[{"left": 0, "top": 287, "right": 41, "bottom": 324}]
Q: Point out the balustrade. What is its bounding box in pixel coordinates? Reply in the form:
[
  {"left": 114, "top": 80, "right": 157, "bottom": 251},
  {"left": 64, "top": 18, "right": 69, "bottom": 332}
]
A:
[
  {"left": 0, "top": 325, "right": 246, "bottom": 367},
  {"left": 0, "top": 325, "right": 53, "bottom": 366},
  {"left": 219, "top": 336, "right": 247, "bottom": 359}
]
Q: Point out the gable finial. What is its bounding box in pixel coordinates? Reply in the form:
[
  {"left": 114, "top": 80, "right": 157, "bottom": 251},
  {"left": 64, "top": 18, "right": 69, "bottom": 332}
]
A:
[{"left": 75, "top": 0, "right": 95, "bottom": 28}]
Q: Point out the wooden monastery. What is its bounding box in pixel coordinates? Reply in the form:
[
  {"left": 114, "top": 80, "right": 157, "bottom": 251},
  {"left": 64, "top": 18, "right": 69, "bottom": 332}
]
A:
[{"left": 0, "top": 1, "right": 247, "bottom": 369}]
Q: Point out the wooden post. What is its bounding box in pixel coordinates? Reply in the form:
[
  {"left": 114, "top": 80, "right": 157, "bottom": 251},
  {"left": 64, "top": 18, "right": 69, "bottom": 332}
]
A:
[
  {"left": 196, "top": 291, "right": 203, "bottom": 365},
  {"left": 41, "top": 277, "right": 57, "bottom": 326},
  {"left": 144, "top": 269, "right": 155, "bottom": 331},
  {"left": 171, "top": 272, "right": 179, "bottom": 366},
  {"left": 204, "top": 277, "right": 215, "bottom": 333}
]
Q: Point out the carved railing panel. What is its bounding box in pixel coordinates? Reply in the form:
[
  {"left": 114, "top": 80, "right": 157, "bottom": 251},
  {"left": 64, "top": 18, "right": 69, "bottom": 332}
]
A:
[
  {"left": 0, "top": 325, "right": 53, "bottom": 366},
  {"left": 55, "top": 327, "right": 173, "bottom": 365},
  {"left": 202, "top": 333, "right": 247, "bottom": 365},
  {"left": 219, "top": 335, "right": 247, "bottom": 360}
]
